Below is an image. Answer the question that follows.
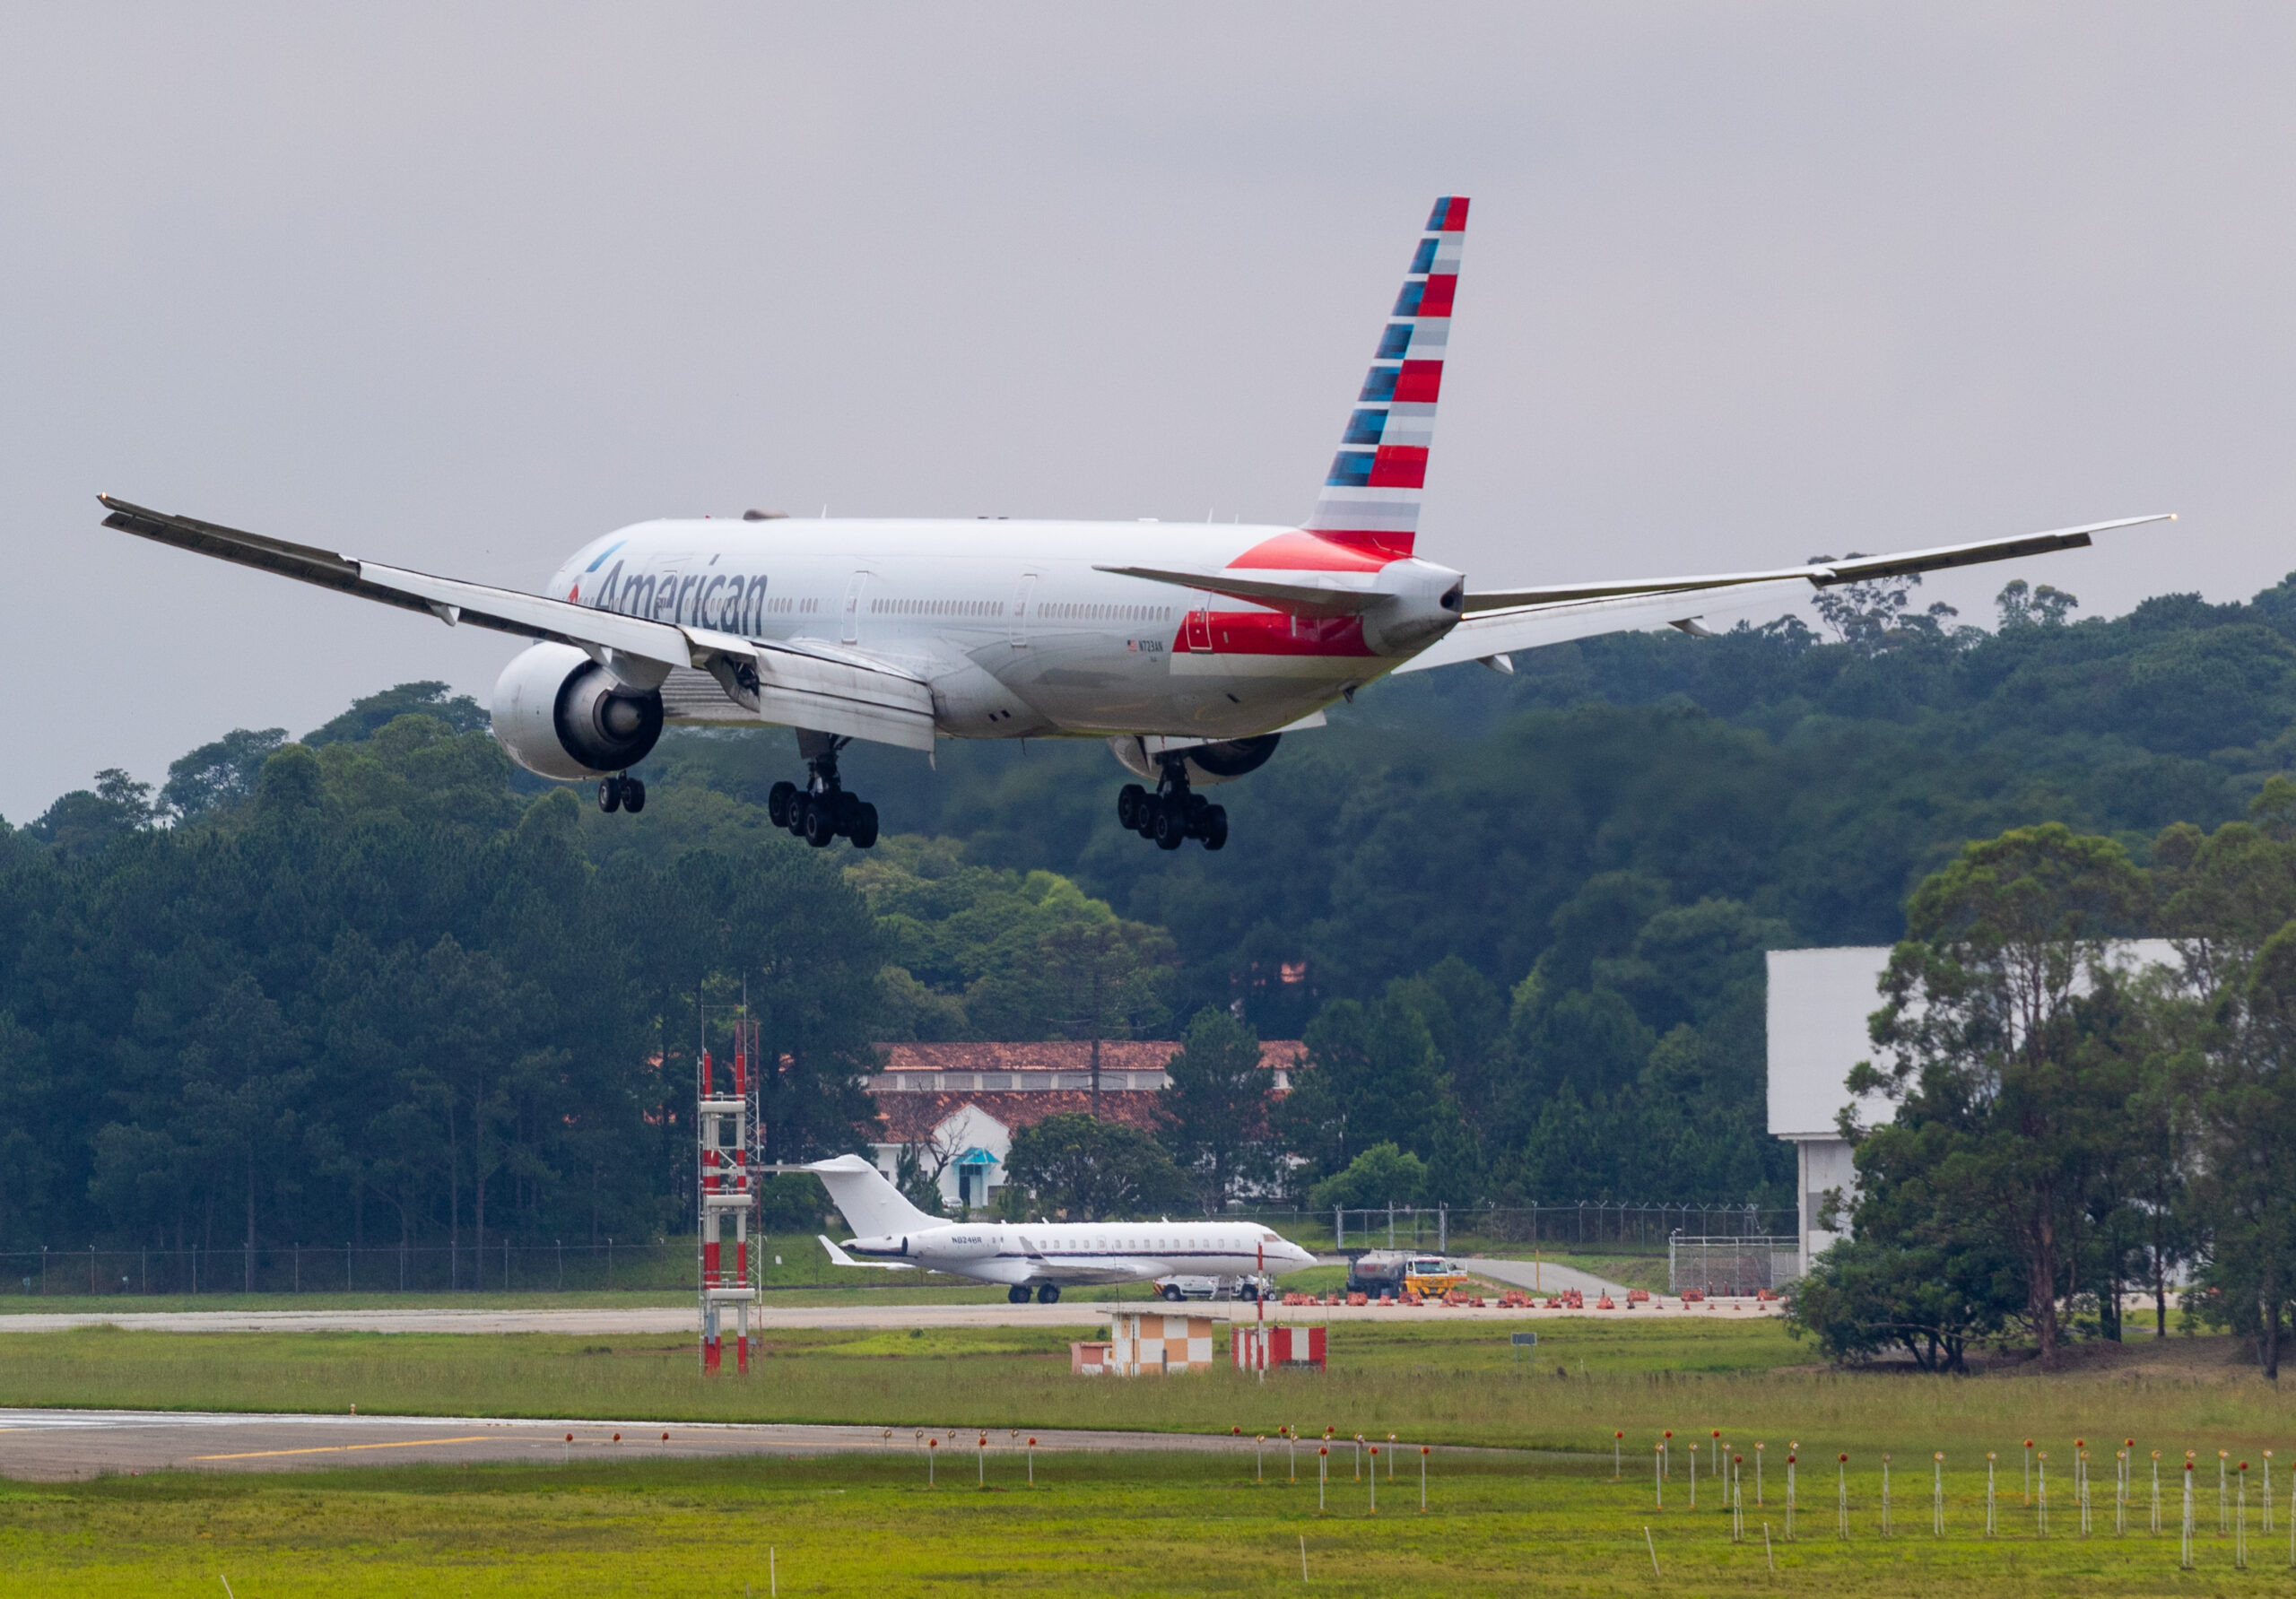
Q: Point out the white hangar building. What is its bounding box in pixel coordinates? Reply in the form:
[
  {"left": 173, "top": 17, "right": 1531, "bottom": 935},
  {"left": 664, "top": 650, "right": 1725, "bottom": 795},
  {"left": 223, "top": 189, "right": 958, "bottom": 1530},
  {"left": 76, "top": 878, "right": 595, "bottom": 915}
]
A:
[{"left": 1766, "top": 940, "right": 2179, "bottom": 1273}]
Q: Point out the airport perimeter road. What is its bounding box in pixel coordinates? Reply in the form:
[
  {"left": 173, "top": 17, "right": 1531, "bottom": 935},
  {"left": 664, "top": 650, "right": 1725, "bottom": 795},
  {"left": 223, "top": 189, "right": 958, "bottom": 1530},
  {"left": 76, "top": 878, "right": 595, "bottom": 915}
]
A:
[
  {"left": 0, "top": 1408, "right": 1390, "bottom": 1481},
  {"left": 1458, "top": 1257, "right": 1634, "bottom": 1299}
]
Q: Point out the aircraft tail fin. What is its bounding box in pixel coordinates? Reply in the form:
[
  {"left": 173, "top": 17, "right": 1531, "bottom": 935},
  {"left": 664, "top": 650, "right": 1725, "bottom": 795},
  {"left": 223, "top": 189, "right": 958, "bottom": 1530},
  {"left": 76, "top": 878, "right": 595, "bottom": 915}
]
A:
[
  {"left": 805, "top": 1153, "right": 941, "bottom": 1238},
  {"left": 1302, "top": 196, "right": 1468, "bottom": 562}
]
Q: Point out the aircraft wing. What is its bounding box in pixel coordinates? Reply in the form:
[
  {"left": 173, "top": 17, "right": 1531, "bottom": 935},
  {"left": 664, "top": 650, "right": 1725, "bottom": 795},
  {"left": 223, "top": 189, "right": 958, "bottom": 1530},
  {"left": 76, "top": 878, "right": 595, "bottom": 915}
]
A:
[
  {"left": 1019, "top": 1252, "right": 1166, "bottom": 1287},
  {"left": 1401, "top": 514, "right": 2172, "bottom": 674},
  {"left": 96, "top": 495, "right": 935, "bottom": 751},
  {"left": 818, "top": 1235, "right": 916, "bottom": 1272}
]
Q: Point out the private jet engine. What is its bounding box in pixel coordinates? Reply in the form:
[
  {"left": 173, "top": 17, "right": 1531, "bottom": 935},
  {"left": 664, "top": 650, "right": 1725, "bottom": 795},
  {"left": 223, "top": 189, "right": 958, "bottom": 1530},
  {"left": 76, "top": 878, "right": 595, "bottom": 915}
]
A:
[
  {"left": 491, "top": 642, "right": 664, "bottom": 811},
  {"left": 1108, "top": 733, "right": 1281, "bottom": 853}
]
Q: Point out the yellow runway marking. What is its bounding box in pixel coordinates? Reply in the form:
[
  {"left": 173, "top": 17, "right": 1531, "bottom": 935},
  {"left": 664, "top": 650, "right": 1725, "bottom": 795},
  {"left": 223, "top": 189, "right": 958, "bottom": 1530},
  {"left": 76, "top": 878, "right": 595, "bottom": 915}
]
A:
[{"left": 191, "top": 1436, "right": 505, "bottom": 1461}]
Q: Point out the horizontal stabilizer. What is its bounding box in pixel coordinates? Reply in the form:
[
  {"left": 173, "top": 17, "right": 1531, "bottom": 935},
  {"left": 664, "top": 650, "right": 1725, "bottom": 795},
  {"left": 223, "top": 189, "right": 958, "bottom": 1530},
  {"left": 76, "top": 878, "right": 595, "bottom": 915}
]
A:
[
  {"left": 1092, "top": 564, "right": 1381, "bottom": 618},
  {"left": 818, "top": 1234, "right": 915, "bottom": 1272}
]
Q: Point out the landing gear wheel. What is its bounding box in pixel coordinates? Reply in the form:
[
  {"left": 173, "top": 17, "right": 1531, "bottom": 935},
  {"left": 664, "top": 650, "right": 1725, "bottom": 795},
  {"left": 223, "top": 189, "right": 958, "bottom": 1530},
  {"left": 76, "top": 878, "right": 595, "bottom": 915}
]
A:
[
  {"left": 850, "top": 801, "right": 879, "bottom": 849},
  {"left": 1036, "top": 1284, "right": 1061, "bottom": 1305},
  {"left": 1154, "top": 804, "right": 1188, "bottom": 850},
  {"left": 1201, "top": 804, "right": 1227, "bottom": 851},
  {"left": 597, "top": 777, "right": 622, "bottom": 813},
  {"left": 786, "top": 793, "right": 813, "bottom": 838},
  {"left": 1117, "top": 784, "right": 1147, "bottom": 830},
  {"left": 1134, "top": 796, "right": 1161, "bottom": 839},
  {"left": 1161, "top": 1283, "right": 1185, "bottom": 1302},
  {"left": 768, "top": 780, "right": 796, "bottom": 827},
  {"left": 1007, "top": 1285, "right": 1032, "bottom": 1305},
  {"left": 622, "top": 778, "right": 646, "bottom": 814},
  {"left": 804, "top": 800, "right": 838, "bottom": 847}
]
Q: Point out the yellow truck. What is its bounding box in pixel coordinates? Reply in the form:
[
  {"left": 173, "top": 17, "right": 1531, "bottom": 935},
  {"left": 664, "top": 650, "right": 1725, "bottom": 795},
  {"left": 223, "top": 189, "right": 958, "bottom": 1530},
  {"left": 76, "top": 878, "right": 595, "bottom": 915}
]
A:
[{"left": 1344, "top": 1251, "right": 1473, "bottom": 1301}]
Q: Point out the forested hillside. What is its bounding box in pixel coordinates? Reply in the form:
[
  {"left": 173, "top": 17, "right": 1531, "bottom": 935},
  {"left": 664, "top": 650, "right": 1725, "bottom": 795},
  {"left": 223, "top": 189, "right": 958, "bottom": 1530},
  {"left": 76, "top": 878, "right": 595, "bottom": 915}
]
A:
[{"left": 3, "top": 571, "right": 2292, "bottom": 1256}]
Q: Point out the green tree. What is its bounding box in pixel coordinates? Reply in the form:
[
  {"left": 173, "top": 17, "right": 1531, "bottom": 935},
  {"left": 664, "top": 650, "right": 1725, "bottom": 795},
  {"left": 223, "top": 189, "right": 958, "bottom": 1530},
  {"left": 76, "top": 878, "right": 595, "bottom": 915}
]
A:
[
  {"left": 1275, "top": 995, "right": 1453, "bottom": 1189},
  {"left": 1785, "top": 1231, "right": 2011, "bottom": 1371},
  {"left": 1157, "top": 1006, "right": 1271, "bottom": 1213},
  {"left": 2189, "top": 922, "right": 2296, "bottom": 1376},
  {"left": 999, "top": 1113, "right": 1190, "bottom": 1222},
  {"left": 1307, "top": 1143, "right": 1430, "bottom": 1212},
  {"left": 161, "top": 728, "right": 287, "bottom": 820},
  {"left": 1861, "top": 823, "right": 2149, "bottom": 1367}
]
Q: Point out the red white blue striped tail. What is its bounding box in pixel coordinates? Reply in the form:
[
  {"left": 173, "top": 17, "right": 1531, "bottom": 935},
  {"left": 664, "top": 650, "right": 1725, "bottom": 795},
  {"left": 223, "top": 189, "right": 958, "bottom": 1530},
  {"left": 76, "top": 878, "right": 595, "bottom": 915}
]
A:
[{"left": 1303, "top": 196, "right": 1466, "bottom": 561}]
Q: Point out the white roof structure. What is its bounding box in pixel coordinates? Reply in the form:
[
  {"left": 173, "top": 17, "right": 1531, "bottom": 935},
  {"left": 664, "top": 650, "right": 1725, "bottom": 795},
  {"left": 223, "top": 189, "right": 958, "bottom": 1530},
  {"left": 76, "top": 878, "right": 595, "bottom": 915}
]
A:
[{"left": 1766, "top": 947, "right": 1897, "bottom": 1142}]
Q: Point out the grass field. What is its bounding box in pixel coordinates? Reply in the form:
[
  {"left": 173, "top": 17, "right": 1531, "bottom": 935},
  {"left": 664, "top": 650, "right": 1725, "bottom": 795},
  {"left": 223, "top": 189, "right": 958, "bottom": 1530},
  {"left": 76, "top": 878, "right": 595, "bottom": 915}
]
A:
[
  {"left": 1, "top": 1440, "right": 2287, "bottom": 1595},
  {"left": 6, "top": 1318, "right": 2295, "bottom": 1593}
]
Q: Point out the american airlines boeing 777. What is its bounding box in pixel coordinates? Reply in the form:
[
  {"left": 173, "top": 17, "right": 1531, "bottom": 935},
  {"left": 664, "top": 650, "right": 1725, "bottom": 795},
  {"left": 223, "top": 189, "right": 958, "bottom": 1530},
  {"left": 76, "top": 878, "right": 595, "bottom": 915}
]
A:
[{"left": 96, "top": 196, "right": 2168, "bottom": 851}]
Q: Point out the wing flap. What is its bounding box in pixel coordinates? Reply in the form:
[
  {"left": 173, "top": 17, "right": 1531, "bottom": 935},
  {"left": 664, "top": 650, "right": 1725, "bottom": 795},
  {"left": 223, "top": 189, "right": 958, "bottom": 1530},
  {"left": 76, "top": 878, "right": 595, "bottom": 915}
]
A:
[{"left": 752, "top": 644, "right": 937, "bottom": 752}]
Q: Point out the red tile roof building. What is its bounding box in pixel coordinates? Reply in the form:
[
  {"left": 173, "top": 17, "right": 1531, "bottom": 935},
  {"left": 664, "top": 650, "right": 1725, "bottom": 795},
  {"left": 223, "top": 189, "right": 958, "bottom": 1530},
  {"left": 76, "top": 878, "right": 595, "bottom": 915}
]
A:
[{"left": 861, "top": 1039, "right": 1303, "bottom": 1210}]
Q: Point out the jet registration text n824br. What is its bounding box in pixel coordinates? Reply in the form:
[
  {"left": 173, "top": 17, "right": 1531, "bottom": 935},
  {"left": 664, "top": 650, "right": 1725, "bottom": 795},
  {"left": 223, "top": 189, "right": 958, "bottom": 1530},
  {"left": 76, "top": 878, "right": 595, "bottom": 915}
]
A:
[{"left": 95, "top": 196, "right": 2170, "bottom": 851}]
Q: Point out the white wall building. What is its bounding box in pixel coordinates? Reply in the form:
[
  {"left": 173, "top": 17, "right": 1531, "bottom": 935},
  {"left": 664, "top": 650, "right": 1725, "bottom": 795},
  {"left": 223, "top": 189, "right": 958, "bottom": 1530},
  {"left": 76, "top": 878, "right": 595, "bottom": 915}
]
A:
[{"left": 1766, "top": 940, "right": 2180, "bottom": 1274}]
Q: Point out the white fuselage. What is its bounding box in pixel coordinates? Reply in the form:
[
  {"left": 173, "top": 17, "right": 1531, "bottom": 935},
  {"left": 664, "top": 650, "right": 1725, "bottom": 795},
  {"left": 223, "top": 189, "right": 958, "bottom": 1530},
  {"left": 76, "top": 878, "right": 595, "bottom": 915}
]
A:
[
  {"left": 549, "top": 517, "right": 1464, "bottom": 743},
  {"left": 845, "top": 1216, "right": 1317, "bottom": 1289}
]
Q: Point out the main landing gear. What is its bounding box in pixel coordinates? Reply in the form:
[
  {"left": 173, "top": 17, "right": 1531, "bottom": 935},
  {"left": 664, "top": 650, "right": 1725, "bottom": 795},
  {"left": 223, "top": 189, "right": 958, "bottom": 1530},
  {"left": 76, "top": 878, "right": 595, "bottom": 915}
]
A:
[
  {"left": 596, "top": 773, "right": 647, "bottom": 813},
  {"left": 767, "top": 733, "right": 880, "bottom": 849},
  {"left": 1007, "top": 1285, "right": 1032, "bottom": 1305},
  {"left": 1037, "top": 1283, "right": 1061, "bottom": 1304},
  {"left": 1117, "top": 764, "right": 1227, "bottom": 851}
]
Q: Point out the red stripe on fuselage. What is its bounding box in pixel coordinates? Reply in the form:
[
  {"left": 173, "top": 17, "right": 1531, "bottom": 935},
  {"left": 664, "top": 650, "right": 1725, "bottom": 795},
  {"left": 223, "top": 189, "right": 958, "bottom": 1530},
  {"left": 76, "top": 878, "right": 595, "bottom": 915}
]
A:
[{"left": 1170, "top": 611, "right": 1373, "bottom": 657}]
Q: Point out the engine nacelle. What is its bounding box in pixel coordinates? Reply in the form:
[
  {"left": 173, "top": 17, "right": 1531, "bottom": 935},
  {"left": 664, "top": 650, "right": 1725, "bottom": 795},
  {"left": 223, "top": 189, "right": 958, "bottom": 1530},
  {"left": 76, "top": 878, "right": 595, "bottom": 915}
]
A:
[
  {"left": 491, "top": 642, "right": 665, "bottom": 780},
  {"left": 1109, "top": 732, "right": 1282, "bottom": 788},
  {"left": 1361, "top": 558, "right": 1466, "bottom": 656}
]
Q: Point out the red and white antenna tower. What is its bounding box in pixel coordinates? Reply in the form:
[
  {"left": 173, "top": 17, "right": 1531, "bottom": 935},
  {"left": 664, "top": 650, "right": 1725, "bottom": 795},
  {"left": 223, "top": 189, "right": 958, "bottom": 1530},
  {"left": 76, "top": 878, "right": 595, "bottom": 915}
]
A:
[{"left": 696, "top": 1016, "right": 760, "bottom": 1374}]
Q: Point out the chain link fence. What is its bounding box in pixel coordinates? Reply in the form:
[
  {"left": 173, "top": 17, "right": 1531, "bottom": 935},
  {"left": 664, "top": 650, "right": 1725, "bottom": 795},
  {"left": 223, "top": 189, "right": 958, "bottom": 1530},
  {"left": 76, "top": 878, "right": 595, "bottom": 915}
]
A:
[
  {"left": 1666, "top": 1235, "right": 1804, "bottom": 1296},
  {"left": 0, "top": 1240, "right": 700, "bottom": 1299},
  {"left": 1227, "top": 1203, "right": 1796, "bottom": 1256}
]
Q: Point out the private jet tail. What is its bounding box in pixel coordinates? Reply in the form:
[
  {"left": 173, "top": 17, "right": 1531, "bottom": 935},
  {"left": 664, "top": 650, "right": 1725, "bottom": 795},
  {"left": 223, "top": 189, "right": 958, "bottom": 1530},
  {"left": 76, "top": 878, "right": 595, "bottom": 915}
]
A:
[{"left": 805, "top": 1153, "right": 942, "bottom": 1238}]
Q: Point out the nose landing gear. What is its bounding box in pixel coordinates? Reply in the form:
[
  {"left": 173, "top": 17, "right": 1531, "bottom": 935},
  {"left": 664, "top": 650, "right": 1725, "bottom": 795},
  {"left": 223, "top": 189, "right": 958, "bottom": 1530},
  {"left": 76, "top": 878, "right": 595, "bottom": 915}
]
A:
[
  {"left": 596, "top": 773, "right": 648, "bottom": 814},
  {"left": 1116, "top": 764, "right": 1227, "bottom": 851},
  {"left": 767, "top": 733, "right": 880, "bottom": 849}
]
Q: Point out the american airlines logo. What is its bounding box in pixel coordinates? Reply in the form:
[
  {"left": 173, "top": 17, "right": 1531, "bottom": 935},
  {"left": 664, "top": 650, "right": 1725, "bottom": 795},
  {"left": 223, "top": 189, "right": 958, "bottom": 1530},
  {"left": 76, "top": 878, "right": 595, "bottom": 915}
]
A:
[{"left": 583, "top": 561, "right": 773, "bottom": 637}]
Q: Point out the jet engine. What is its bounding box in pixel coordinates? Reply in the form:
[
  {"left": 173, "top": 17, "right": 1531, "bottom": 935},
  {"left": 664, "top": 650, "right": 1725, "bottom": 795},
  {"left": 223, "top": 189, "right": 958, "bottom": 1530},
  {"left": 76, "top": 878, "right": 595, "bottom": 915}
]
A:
[
  {"left": 1109, "top": 732, "right": 1281, "bottom": 788},
  {"left": 490, "top": 642, "right": 665, "bottom": 780}
]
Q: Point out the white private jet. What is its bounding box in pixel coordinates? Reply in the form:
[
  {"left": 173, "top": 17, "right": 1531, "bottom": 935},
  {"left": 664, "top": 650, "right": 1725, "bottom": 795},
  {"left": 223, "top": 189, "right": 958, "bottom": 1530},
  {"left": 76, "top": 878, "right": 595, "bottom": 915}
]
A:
[
  {"left": 804, "top": 1154, "right": 1314, "bottom": 1305},
  {"left": 96, "top": 196, "right": 2169, "bottom": 851}
]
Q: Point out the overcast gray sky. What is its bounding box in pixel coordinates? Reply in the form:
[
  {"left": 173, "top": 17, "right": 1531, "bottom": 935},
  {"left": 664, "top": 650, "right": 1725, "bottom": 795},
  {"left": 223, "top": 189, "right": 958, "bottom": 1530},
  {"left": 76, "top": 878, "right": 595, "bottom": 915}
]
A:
[{"left": 4, "top": 4, "right": 2291, "bottom": 821}]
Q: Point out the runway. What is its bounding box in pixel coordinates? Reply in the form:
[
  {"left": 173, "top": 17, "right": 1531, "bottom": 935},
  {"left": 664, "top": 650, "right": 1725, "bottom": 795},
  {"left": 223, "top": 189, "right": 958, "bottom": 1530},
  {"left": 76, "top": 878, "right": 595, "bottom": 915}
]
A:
[{"left": 0, "top": 1407, "right": 1340, "bottom": 1481}]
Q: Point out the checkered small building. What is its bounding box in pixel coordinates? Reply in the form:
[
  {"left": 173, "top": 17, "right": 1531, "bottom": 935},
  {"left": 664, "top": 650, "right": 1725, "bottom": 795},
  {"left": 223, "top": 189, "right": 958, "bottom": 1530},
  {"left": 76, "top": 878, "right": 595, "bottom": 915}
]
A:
[{"left": 1107, "top": 1311, "right": 1217, "bottom": 1375}]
